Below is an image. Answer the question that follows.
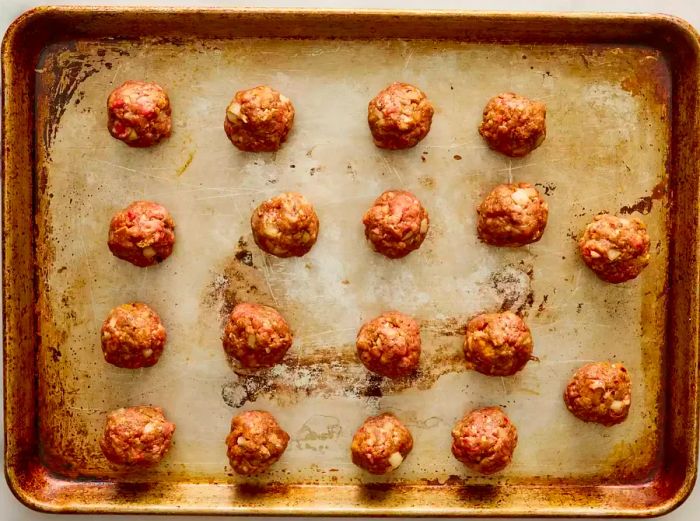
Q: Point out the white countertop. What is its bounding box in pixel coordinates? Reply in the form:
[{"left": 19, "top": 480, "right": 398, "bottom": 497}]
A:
[{"left": 1, "top": 0, "right": 698, "bottom": 519}]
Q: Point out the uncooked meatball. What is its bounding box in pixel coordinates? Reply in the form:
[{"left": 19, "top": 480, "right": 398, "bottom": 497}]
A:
[
  {"left": 251, "top": 192, "right": 319, "bottom": 258},
  {"left": 225, "top": 410, "right": 290, "bottom": 476},
  {"left": 477, "top": 183, "right": 548, "bottom": 247},
  {"left": 368, "top": 82, "right": 434, "bottom": 150},
  {"left": 222, "top": 303, "right": 293, "bottom": 368},
  {"left": 107, "top": 80, "right": 172, "bottom": 147},
  {"left": 224, "top": 85, "right": 294, "bottom": 152},
  {"left": 351, "top": 413, "right": 413, "bottom": 474},
  {"left": 451, "top": 406, "right": 518, "bottom": 474},
  {"left": 464, "top": 312, "right": 533, "bottom": 376},
  {"left": 108, "top": 200, "right": 175, "bottom": 267},
  {"left": 479, "top": 92, "right": 546, "bottom": 157},
  {"left": 564, "top": 362, "right": 631, "bottom": 426},
  {"left": 579, "top": 213, "right": 651, "bottom": 283},
  {"left": 356, "top": 311, "right": 421, "bottom": 379},
  {"left": 100, "top": 406, "right": 175, "bottom": 466},
  {"left": 101, "top": 303, "right": 166, "bottom": 369},
  {"left": 362, "top": 190, "right": 429, "bottom": 259}
]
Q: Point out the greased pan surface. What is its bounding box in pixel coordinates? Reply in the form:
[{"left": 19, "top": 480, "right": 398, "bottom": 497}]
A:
[{"left": 3, "top": 8, "right": 699, "bottom": 517}]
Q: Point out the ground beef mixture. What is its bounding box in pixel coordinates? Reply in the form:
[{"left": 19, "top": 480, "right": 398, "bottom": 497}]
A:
[
  {"left": 477, "top": 183, "right": 548, "bottom": 247},
  {"left": 107, "top": 200, "right": 175, "bottom": 267},
  {"left": 579, "top": 213, "right": 651, "bottom": 283},
  {"left": 564, "top": 362, "right": 631, "bottom": 426},
  {"left": 356, "top": 311, "right": 421, "bottom": 379},
  {"left": 351, "top": 413, "right": 413, "bottom": 474},
  {"left": 101, "top": 302, "right": 166, "bottom": 369},
  {"left": 451, "top": 406, "right": 518, "bottom": 474},
  {"left": 100, "top": 406, "right": 175, "bottom": 466},
  {"left": 251, "top": 192, "right": 319, "bottom": 258},
  {"left": 368, "top": 82, "right": 434, "bottom": 150},
  {"left": 362, "top": 190, "right": 429, "bottom": 259},
  {"left": 478, "top": 92, "right": 546, "bottom": 157},
  {"left": 464, "top": 311, "right": 533, "bottom": 376},
  {"left": 225, "top": 410, "right": 290, "bottom": 476},
  {"left": 223, "top": 303, "right": 293, "bottom": 369},
  {"left": 224, "top": 85, "right": 295, "bottom": 152},
  {"left": 107, "top": 80, "right": 172, "bottom": 147}
]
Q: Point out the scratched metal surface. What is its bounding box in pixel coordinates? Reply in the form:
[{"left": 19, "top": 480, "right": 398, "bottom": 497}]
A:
[{"left": 35, "top": 38, "right": 669, "bottom": 485}]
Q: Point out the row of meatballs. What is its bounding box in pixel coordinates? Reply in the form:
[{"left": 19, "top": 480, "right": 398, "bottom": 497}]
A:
[
  {"left": 108, "top": 79, "right": 541, "bottom": 156},
  {"left": 101, "top": 356, "right": 630, "bottom": 476}
]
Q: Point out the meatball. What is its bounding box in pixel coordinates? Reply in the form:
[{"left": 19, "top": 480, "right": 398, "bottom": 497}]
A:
[
  {"left": 100, "top": 303, "right": 166, "bottom": 369},
  {"left": 224, "top": 85, "right": 294, "bottom": 152},
  {"left": 362, "top": 190, "right": 430, "bottom": 259},
  {"left": 351, "top": 413, "right": 413, "bottom": 474},
  {"left": 564, "top": 362, "right": 631, "bottom": 426},
  {"left": 464, "top": 312, "right": 533, "bottom": 376},
  {"left": 250, "top": 192, "right": 319, "bottom": 258},
  {"left": 579, "top": 214, "right": 651, "bottom": 283},
  {"left": 356, "top": 311, "right": 421, "bottom": 379},
  {"left": 107, "top": 201, "right": 175, "bottom": 267},
  {"left": 100, "top": 406, "right": 175, "bottom": 466},
  {"left": 223, "top": 303, "right": 293, "bottom": 368},
  {"left": 451, "top": 406, "right": 518, "bottom": 474},
  {"left": 478, "top": 92, "right": 546, "bottom": 157},
  {"left": 477, "top": 183, "right": 548, "bottom": 247},
  {"left": 225, "top": 410, "right": 290, "bottom": 476},
  {"left": 107, "top": 80, "right": 172, "bottom": 147},
  {"left": 368, "top": 82, "right": 434, "bottom": 150}
]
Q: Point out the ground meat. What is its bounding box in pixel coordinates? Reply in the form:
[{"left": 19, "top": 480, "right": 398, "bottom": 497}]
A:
[
  {"left": 579, "top": 214, "right": 651, "bottom": 283},
  {"left": 451, "top": 406, "right": 518, "bottom": 474},
  {"left": 477, "top": 183, "right": 548, "bottom": 247},
  {"left": 464, "top": 312, "right": 533, "bottom": 376},
  {"left": 224, "top": 85, "right": 295, "bottom": 152},
  {"left": 250, "top": 192, "right": 319, "bottom": 258},
  {"left": 107, "top": 80, "right": 172, "bottom": 147},
  {"left": 100, "top": 406, "right": 175, "bottom": 466},
  {"left": 355, "top": 311, "right": 421, "bottom": 379},
  {"left": 564, "top": 362, "right": 631, "bottom": 426},
  {"left": 225, "top": 410, "right": 290, "bottom": 476},
  {"left": 368, "top": 82, "right": 434, "bottom": 150},
  {"left": 222, "top": 303, "right": 293, "bottom": 368},
  {"left": 107, "top": 201, "right": 175, "bottom": 267},
  {"left": 478, "top": 92, "right": 546, "bottom": 157},
  {"left": 362, "top": 190, "right": 429, "bottom": 259},
  {"left": 351, "top": 413, "right": 413, "bottom": 474},
  {"left": 101, "top": 303, "right": 166, "bottom": 369}
]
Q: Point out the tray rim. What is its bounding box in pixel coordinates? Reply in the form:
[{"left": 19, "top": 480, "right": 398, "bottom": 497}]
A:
[{"left": 3, "top": 6, "right": 700, "bottom": 517}]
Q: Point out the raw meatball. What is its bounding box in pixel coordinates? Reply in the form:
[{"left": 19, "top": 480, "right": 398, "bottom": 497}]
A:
[
  {"left": 479, "top": 92, "right": 546, "bottom": 157},
  {"left": 100, "top": 406, "right": 175, "bottom": 466},
  {"left": 451, "top": 406, "right": 518, "bottom": 474},
  {"left": 101, "top": 303, "right": 166, "bottom": 369},
  {"left": 222, "top": 303, "right": 293, "bottom": 368},
  {"left": 351, "top": 413, "right": 413, "bottom": 474},
  {"left": 224, "top": 85, "right": 295, "bottom": 152},
  {"left": 579, "top": 214, "right": 651, "bottom": 283},
  {"left": 464, "top": 312, "right": 533, "bottom": 376},
  {"left": 225, "top": 410, "right": 290, "bottom": 476},
  {"left": 368, "top": 82, "right": 434, "bottom": 150},
  {"left": 356, "top": 311, "right": 421, "bottom": 379},
  {"left": 107, "top": 80, "right": 172, "bottom": 147},
  {"left": 362, "top": 190, "right": 430, "bottom": 259},
  {"left": 477, "top": 183, "right": 548, "bottom": 247},
  {"left": 251, "top": 192, "right": 319, "bottom": 258},
  {"left": 564, "top": 362, "right": 631, "bottom": 426},
  {"left": 108, "top": 201, "right": 175, "bottom": 267}
]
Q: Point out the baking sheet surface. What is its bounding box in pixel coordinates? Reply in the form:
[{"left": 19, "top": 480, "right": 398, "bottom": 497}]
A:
[{"left": 36, "top": 38, "right": 670, "bottom": 485}]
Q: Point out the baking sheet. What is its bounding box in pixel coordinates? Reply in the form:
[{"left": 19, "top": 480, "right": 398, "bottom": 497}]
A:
[{"left": 35, "top": 38, "right": 669, "bottom": 485}]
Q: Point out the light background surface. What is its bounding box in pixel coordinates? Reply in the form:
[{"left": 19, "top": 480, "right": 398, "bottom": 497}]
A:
[{"left": 1, "top": 0, "right": 698, "bottom": 520}]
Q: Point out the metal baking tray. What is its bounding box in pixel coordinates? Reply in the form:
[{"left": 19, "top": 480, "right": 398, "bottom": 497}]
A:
[{"left": 3, "top": 7, "right": 700, "bottom": 517}]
